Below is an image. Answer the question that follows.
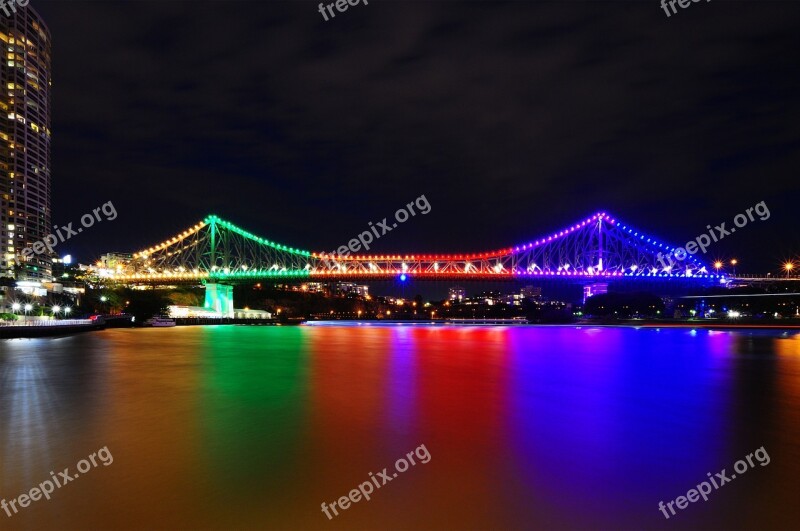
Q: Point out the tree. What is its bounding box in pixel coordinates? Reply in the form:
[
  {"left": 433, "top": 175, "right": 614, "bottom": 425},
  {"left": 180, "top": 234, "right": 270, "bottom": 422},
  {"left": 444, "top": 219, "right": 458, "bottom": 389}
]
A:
[{"left": 124, "top": 289, "right": 172, "bottom": 323}]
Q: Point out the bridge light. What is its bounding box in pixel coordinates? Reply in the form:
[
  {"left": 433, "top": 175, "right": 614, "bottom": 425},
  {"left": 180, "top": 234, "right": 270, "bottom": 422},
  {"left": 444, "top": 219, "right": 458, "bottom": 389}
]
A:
[{"left": 400, "top": 274, "right": 407, "bottom": 282}]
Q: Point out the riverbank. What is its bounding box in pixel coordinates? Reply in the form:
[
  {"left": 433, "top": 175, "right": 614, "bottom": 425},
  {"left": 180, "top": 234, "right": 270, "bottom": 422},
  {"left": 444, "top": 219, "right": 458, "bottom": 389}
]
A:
[
  {"left": 577, "top": 318, "right": 800, "bottom": 330},
  {"left": 0, "top": 319, "right": 105, "bottom": 339}
]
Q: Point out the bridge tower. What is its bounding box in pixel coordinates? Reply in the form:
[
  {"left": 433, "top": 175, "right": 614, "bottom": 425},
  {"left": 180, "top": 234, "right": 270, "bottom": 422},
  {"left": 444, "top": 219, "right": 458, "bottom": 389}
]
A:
[{"left": 204, "top": 283, "right": 234, "bottom": 318}]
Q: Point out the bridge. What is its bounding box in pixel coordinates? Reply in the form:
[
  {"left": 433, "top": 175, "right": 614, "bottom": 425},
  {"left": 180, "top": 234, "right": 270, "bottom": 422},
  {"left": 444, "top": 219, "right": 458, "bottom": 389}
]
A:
[{"left": 96, "top": 211, "right": 726, "bottom": 315}]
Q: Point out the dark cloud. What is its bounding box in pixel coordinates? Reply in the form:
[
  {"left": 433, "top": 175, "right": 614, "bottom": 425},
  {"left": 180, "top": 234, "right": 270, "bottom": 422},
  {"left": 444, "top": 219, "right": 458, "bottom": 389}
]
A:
[{"left": 34, "top": 0, "right": 800, "bottom": 272}]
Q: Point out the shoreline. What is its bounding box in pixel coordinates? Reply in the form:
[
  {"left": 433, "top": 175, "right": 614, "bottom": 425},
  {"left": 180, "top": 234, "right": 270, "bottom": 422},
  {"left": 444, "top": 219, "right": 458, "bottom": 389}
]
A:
[
  {"left": 5, "top": 320, "right": 799, "bottom": 338},
  {"left": 306, "top": 319, "right": 800, "bottom": 330},
  {"left": 0, "top": 322, "right": 105, "bottom": 339}
]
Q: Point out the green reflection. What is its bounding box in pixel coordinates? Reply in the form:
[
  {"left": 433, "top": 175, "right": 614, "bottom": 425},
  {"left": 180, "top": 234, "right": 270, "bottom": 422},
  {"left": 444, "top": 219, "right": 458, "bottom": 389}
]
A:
[{"left": 199, "top": 326, "right": 309, "bottom": 491}]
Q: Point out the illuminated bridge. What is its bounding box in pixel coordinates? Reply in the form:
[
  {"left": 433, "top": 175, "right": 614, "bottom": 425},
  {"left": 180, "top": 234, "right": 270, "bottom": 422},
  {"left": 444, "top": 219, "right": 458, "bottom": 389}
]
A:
[
  {"left": 97, "top": 212, "right": 725, "bottom": 314},
  {"left": 99, "top": 211, "right": 727, "bottom": 283}
]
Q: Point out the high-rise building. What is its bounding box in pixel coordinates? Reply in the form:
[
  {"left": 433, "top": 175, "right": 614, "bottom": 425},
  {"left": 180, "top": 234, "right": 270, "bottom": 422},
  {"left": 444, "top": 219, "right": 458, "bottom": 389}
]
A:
[{"left": 0, "top": 6, "right": 52, "bottom": 281}]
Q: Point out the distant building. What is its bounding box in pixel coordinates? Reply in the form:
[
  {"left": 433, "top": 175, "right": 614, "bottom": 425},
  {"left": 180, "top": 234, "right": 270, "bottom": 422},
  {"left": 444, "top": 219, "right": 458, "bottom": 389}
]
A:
[
  {"left": 336, "top": 282, "right": 369, "bottom": 298},
  {"left": 502, "top": 293, "right": 524, "bottom": 306},
  {"left": 99, "top": 253, "right": 133, "bottom": 268},
  {"left": 583, "top": 283, "right": 608, "bottom": 302},
  {"left": 0, "top": 7, "right": 53, "bottom": 280},
  {"left": 51, "top": 254, "right": 72, "bottom": 279},
  {"left": 167, "top": 305, "right": 272, "bottom": 320},
  {"left": 301, "top": 282, "right": 327, "bottom": 293},
  {"left": 521, "top": 285, "right": 542, "bottom": 300},
  {"left": 449, "top": 286, "right": 466, "bottom": 302}
]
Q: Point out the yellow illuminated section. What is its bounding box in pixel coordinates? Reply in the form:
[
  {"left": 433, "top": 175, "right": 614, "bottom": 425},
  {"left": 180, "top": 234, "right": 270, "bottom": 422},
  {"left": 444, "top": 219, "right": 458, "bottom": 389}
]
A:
[{"left": 133, "top": 222, "right": 208, "bottom": 259}]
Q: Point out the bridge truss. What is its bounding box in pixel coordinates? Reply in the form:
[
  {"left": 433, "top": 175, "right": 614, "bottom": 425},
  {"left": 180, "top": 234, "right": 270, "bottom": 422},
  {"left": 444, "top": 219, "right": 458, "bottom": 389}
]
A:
[{"left": 99, "top": 212, "right": 722, "bottom": 284}]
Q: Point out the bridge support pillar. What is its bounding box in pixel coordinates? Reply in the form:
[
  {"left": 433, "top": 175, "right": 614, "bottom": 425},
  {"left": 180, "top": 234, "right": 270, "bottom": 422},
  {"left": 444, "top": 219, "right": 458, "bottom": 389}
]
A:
[{"left": 205, "top": 283, "right": 234, "bottom": 318}]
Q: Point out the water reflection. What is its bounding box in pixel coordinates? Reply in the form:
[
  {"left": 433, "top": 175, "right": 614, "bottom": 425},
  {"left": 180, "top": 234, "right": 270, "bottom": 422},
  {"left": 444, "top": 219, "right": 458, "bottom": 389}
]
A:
[
  {"left": 1, "top": 337, "right": 108, "bottom": 490},
  {"left": 1, "top": 326, "right": 799, "bottom": 530}
]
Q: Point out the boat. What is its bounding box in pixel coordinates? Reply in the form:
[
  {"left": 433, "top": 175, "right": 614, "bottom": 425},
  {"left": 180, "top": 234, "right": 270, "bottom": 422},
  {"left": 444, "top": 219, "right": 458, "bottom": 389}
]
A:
[{"left": 143, "top": 317, "right": 177, "bottom": 327}]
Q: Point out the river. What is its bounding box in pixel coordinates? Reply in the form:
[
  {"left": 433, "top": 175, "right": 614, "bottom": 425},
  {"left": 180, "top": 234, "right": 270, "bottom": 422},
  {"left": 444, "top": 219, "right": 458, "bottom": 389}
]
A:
[{"left": 1, "top": 325, "right": 799, "bottom": 530}]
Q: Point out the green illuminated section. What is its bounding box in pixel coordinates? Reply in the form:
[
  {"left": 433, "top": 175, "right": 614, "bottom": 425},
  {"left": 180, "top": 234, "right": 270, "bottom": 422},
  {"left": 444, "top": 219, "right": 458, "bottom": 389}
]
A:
[
  {"left": 208, "top": 270, "right": 310, "bottom": 280},
  {"left": 204, "top": 283, "right": 234, "bottom": 317},
  {"left": 204, "top": 215, "right": 312, "bottom": 257}
]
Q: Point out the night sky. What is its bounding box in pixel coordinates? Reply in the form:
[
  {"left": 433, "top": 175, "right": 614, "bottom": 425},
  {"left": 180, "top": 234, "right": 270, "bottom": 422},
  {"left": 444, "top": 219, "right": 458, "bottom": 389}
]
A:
[{"left": 35, "top": 0, "right": 799, "bottom": 274}]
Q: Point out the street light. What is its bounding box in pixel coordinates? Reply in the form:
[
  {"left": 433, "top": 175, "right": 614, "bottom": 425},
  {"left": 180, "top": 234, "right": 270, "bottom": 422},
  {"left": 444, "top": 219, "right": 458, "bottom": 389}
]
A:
[
  {"left": 100, "top": 296, "right": 108, "bottom": 302},
  {"left": 64, "top": 307, "right": 72, "bottom": 315},
  {"left": 11, "top": 302, "right": 20, "bottom": 312},
  {"left": 785, "top": 262, "right": 795, "bottom": 278},
  {"left": 730, "top": 259, "right": 738, "bottom": 277},
  {"left": 52, "top": 305, "right": 61, "bottom": 315},
  {"left": 714, "top": 261, "right": 723, "bottom": 272}
]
